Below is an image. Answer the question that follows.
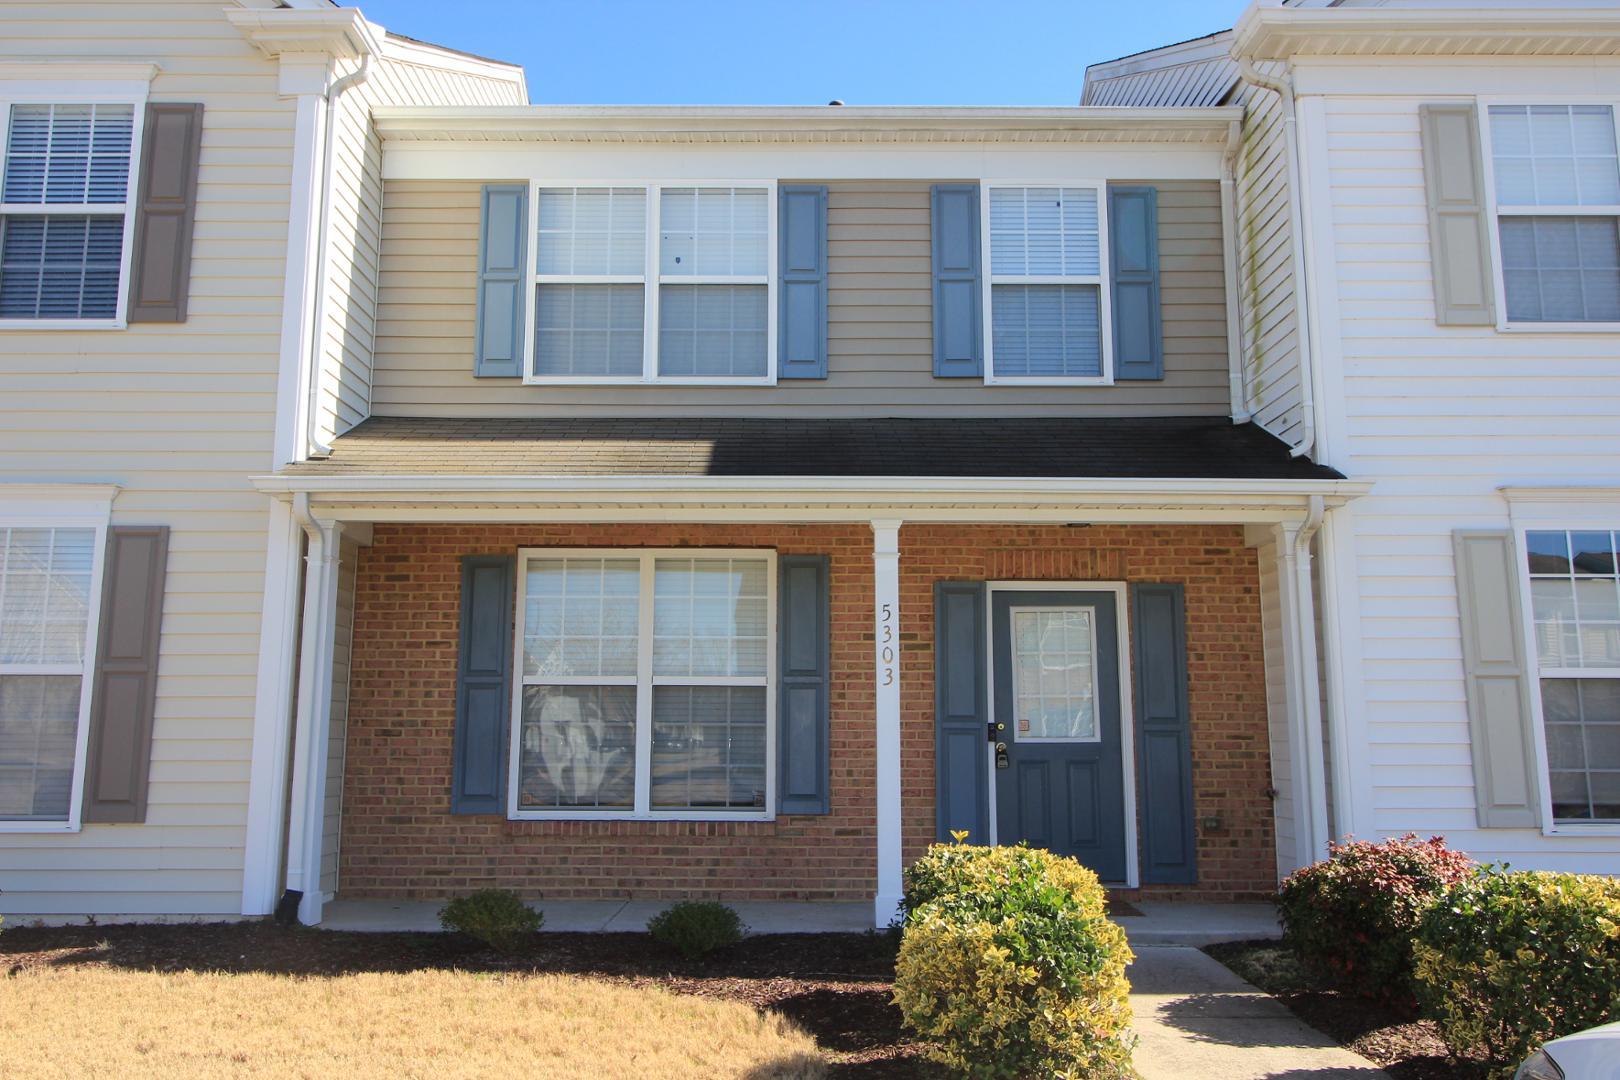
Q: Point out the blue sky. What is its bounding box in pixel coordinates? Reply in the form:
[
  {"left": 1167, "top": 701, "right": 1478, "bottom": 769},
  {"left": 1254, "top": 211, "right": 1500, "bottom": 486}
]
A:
[{"left": 349, "top": 0, "right": 1248, "bottom": 106}]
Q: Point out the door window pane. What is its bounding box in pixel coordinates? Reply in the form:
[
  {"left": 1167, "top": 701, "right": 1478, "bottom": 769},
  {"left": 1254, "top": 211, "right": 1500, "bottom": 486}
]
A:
[
  {"left": 651, "top": 685, "right": 766, "bottom": 810},
  {"left": 517, "top": 684, "right": 636, "bottom": 809},
  {"left": 1010, "top": 607, "right": 1098, "bottom": 741}
]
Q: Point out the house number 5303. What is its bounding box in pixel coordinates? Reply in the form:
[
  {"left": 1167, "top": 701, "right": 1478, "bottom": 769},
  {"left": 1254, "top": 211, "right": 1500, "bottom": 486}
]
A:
[{"left": 878, "top": 602, "right": 896, "bottom": 687}]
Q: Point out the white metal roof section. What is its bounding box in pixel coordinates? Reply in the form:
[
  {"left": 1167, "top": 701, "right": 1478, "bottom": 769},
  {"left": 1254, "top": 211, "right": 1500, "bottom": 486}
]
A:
[
  {"left": 1233, "top": 3, "right": 1620, "bottom": 60},
  {"left": 370, "top": 104, "right": 1245, "bottom": 145},
  {"left": 1082, "top": 32, "right": 1239, "bottom": 108}
]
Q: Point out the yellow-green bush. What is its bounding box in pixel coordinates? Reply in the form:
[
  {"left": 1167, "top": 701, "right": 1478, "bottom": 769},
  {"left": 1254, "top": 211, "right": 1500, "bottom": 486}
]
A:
[
  {"left": 892, "top": 842, "right": 1134, "bottom": 1079},
  {"left": 1414, "top": 868, "right": 1620, "bottom": 1078}
]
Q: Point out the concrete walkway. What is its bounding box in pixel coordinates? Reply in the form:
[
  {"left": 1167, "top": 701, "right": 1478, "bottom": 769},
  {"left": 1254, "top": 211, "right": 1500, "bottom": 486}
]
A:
[{"left": 1129, "top": 946, "right": 1388, "bottom": 1079}]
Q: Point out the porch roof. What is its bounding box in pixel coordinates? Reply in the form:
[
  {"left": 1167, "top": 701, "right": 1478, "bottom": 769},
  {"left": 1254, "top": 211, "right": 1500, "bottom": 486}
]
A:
[{"left": 277, "top": 416, "right": 1343, "bottom": 482}]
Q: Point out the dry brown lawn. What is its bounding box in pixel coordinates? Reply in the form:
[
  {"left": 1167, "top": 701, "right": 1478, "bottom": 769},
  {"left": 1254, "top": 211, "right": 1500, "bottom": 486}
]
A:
[{"left": 0, "top": 966, "right": 827, "bottom": 1079}]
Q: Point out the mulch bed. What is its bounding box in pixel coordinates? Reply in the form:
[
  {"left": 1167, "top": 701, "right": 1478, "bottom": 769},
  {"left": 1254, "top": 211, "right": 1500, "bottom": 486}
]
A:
[
  {"left": 1203, "top": 940, "right": 1489, "bottom": 1080},
  {"left": 0, "top": 921, "right": 939, "bottom": 1077}
]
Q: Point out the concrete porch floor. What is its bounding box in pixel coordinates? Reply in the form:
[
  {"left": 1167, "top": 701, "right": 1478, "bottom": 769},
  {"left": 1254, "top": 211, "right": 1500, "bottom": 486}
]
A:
[{"left": 319, "top": 898, "right": 1280, "bottom": 945}]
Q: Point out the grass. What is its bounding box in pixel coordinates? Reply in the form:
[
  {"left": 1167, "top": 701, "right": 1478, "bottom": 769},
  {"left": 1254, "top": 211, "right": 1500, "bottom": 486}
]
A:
[{"left": 0, "top": 966, "right": 826, "bottom": 1080}]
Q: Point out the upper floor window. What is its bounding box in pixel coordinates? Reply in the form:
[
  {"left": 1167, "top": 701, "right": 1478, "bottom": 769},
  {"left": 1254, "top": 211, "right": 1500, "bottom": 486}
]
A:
[
  {"left": 985, "top": 185, "right": 1110, "bottom": 383},
  {"left": 1525, "top": 529, "right": 1620, "bottom": 823},
  {"left": 529, "top": 183, "right": 774, "bottom": 384},
  {"left": 1487, "top": 105, "right": 1620, "bottom": 325},
  {"left": 0, "top": 102, "right": 137, "bottom": 324}
]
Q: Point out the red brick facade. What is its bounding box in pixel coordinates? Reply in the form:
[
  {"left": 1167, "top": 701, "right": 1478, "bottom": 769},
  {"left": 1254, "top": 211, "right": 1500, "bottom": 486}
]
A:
[{"left": 338, "top": 522, "right": 1275, "bottom": 903}]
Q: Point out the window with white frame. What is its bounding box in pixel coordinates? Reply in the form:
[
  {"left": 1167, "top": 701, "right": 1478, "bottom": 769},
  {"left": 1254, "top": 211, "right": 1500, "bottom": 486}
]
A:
[
  {"left": 513, "top": 551, "right": 773, "bottom": 818},
  {"left": 986, "top": 185, "right": 1108, "bottom": 381},
  {"left": 0, "top": 102, "right": 137, "bottom": 322},
  {"left": 1486, "top": 105, "right": 1620, "bottom": 325},
  {"left": 1525, "top": 529, "right": 1620, "bottom": 822},
  {"left": 530, "top": 184, "right": 773, "bottom": 383},
  {"left": 0, "top": 526, "right": 96, "bottom": 821}
]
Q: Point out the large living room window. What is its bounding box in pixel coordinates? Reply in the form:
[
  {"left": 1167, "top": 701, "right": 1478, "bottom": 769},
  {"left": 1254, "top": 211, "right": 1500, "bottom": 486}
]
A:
[
  {"left": 0, "top": 101, "right": 138, "bottom": 325},
  {"left": 1526, "top": 529, "right": 1620, "bottom": 822},
  {"left": 529, "top": 183, "right": 775, "bottom": 385},
  {"left": 984, "top": 184, "right": 1111, "bottom": 383},
  {"left": 511, "top": 549, "right": 775, "bottom": 820},
  {"left": 1485, "top": 104, "right": 1620, "bottom": 326},
  {"left": 0, "top": 526, "right": 98, "bottom": 825}
]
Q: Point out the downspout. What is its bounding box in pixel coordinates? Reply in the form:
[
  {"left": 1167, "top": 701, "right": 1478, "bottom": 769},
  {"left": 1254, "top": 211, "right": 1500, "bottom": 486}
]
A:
[
  {"left": 1236, "top": 57, "right": 1316, "bottom": 460},
  {"left": 1220, "top": 118, "right": 1251, "bottom": 423},
  {"left": 1293, "top": 494, "right": 1330, "bottom": 860},
  {"left": 303, "top": 54, "right": 372, "bottom": 461}
]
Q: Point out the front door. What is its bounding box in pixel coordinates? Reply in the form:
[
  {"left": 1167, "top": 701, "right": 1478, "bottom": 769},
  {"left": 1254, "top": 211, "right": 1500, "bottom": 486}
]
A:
[{"left": 991, "top": 590, "right": 1128, "bottom": 883}]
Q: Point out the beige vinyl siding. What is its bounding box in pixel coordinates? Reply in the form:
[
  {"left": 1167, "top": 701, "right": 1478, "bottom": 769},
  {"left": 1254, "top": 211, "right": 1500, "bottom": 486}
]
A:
[
  {"left": 315, "top": 46, "right": 525, "bottom": 447},
  {"left": 0, "top": 0, "right": 292, "bottom": 915},
  {"left": 1236, "top": 71, "right": 1306, "bottom": 445},
  {"left": 319, "top": 536, "right": 360, "bottom": 899},
  {"left": 371, "top": 179, "right": 1232, "bottom": 418}
]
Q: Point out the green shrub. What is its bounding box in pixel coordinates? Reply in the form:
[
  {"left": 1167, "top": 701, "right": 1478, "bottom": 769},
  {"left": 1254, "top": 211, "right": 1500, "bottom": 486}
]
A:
[
  {"left": 1276, "top": 833, "right": 1473, "bottom": 1009},
  {"left": 646, "top": 900, "right": 746, "bottom": 959},
  {"left": 1414, "top": 868, "right": 1620, "bottom": 1078},
  {"left": 892, "top": 842, "right": 1134, "bottom": 1079},
  {"left": 437, "top": 889, "right": 543, "bottom": 952}
]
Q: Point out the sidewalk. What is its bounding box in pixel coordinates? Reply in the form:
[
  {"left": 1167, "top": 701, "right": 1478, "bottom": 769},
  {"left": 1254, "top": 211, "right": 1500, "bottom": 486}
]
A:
[{"left": 1129, "top": 946, "right": 1389, "bottom": 1079}]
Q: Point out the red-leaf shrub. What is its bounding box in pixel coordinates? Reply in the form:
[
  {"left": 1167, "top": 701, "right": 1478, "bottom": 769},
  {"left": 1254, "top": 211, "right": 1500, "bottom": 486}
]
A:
[{"left": 1276, "top": 834, "right": 1474, "bottom": 1011}]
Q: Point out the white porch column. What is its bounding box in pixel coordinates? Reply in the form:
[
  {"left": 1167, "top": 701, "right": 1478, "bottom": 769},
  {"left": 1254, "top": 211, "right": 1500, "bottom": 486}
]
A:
[
  {"left": 1273, "top": 516, "right": 1331, "bottom": 868},
  {"left": 872, "top": 518, "right": 904, "bottom": 927},
  {"left": 283, "top": 506, "right": 344, "bottom": 925}
]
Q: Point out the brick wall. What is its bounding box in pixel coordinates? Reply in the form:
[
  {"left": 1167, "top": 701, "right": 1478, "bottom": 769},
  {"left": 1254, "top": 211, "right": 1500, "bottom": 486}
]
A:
[{"left": 339, "top": 522, "right": 1275, "bottom": 903}]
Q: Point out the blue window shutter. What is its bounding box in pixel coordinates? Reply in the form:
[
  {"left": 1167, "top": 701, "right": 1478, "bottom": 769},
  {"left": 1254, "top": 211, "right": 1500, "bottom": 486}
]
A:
[
  {"left": 935, "top": 581, "right": 989, "bottom": 842},
  {"left": 778, "top": 555, "right": 830, "bottom": 814},
  {"left": 1109, "top": 185, "right": 1163, "bottom": 381},
  {"left": 452, "top": 554, "right": 514, "bottom": 814},
  {"left": 930, "top": 184, "right": 983, "bottom": 377},
  {"left": 474, "top": 184, "right": 528, "bottom": 378},
  {"left": 778, "top": 185, "right": 828, "bottom": 379},
  {"left": 1131, "top": 583, "right": 1197, "bottom": 884}
]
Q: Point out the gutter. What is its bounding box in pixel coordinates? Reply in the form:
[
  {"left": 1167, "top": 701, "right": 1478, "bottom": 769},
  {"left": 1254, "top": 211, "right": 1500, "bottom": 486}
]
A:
[
  {"left": 1236, "top": 57, "right": 1316, "bottom": 461},
  {"left": 304, "top": 54, "right": 373, "bottom": 460},
  {"left": 1220, "top": 118, "right": 1250, "bottom": 423}
]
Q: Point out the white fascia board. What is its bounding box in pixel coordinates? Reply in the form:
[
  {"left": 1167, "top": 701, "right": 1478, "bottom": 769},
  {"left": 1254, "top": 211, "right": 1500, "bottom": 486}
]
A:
[
  {"left": 1232, "top": 6, "right": 1620, "bottom": 62},
  {"left": 1085, "top": 31, "right": 1237, "bottom": 82},
  {"left": 226, "top": 8, "right": 383, "bottom": 61}
]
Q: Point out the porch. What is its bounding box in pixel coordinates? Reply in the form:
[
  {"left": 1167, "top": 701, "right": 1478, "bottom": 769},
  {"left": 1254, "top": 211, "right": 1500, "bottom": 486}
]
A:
[{"left": 242, "top": 416, "right": 1365, "bottom": 928}]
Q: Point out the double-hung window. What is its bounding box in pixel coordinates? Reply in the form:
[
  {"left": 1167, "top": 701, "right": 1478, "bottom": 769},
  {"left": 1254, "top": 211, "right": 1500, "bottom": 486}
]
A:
[
  {"left": 529, "top": 183, "right": 775, "bottom": 383},
  {"left": 1485, "top": 104, "right": 1620, "bottom": 326},
  {"left": 0, "top": 525, "right": 99, "bottom": 826},
  {"left": 984, "top": 184, "right": 1111, "bottom": 383},
  {"left": 0, "top": 100, "right": 139, "bottom": 325},
  {"left": 511, "top": 550, "right": 775, "bottom": 819},
  {"left": 1525, "top": 529, "right": 1620, "bottom": 823}
]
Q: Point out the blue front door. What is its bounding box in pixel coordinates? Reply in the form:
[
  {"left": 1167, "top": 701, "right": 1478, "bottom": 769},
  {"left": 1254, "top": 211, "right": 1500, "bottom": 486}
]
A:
[{"left": 991, "top": 590, "right": 1128, "bottom": 884}]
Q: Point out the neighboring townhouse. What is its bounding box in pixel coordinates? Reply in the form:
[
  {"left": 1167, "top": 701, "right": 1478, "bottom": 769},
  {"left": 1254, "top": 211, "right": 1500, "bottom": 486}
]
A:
[
  {"left": 1088, "top": 0, "right": 1620, "bottom": 880},
  {"left": 3, "top": 1, "right": 1388, "bottom": 931},
  {"left": 0, "top": 0, "right": 525, "bottom": 918}
]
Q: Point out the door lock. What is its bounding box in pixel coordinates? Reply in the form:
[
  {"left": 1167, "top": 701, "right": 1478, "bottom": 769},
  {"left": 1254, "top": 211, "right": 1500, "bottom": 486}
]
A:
[
  {"left": 987, "top": 721, "right": 1006, "bottom": 742},
  {"left": 994, "top": 742, "right": 1010, "bottom": 770}
]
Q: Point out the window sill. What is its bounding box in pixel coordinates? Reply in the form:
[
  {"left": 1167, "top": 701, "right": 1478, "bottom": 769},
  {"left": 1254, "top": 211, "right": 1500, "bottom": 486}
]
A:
[
  {"left": 0, "top": 820, "right": 79, "bottom": 834},
  {"left": 509, "top": 810, "right": 775, "bottom": 823},
  {"left": 983, "top": 375, "right": 1115, "bottom": 387},
  {"left": 523, "top": 376, "right": 778, "bottom": 387},
  {"left": 1545, "top": 822, "right": 1620, "bottom": 837},
  {"left": 1498, "top": 321, "right": 1620, "bottom": 334},
  {"left": 0, "top": 319, "right": 126, "bottom": 332}
]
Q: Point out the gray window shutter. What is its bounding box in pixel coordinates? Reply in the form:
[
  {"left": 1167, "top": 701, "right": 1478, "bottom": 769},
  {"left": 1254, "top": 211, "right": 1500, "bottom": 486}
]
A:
[
  {"left": 1109, "top": 185, "right": 1163, "bottom": 381},
  {"left": 127, "top": 103, "right": 203, "bottom": 324},
  {"left": 934, "top": 581, "right": 988, "bottom": 842},
  {"left": 474, "top": 184, "right": 528, "bottom": 377},
  {"left": 1420, "top": 104, "right": 1497, "bottom": 327},
  {"left": 778, "top": 185, "right": 828, "bottom": 379},
  {"left": 1454, "top": 531, "right": 1542, "bottom": 828},
  {"left": 930, "top": 184, "right": 983, "bottom": 377},
  {"left": 777, "top": 555, "right": 830, "bottom": 814},
  {"left": 82, "top": 526, "right": 170, "bottom": 823},
  {"left": 1131, "top": 583, "right": 1197, "bottom": 883},
  {"left": 452, "top": 554, "right": 514, "bottom": 814}
]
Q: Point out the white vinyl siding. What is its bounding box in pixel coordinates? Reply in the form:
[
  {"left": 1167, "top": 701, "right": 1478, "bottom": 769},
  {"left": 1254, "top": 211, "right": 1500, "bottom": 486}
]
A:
[
  {"left": 0, "top": 101, "right": 138, "bottom": 325},
  {"left": 984, "top": 185, "right": 1110, "bottom": 383},
  {"left": 1484, "top": 104, "right": 1620, "bottom": 326},
  {"left": 511, "top": 549, "right": 775, "bottom": 821}
]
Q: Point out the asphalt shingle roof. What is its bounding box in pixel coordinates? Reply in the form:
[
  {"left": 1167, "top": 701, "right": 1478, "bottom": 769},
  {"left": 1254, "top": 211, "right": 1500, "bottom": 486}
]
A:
[{"left": 279, "top": 416, "right": 1344, "bottom": 481}]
